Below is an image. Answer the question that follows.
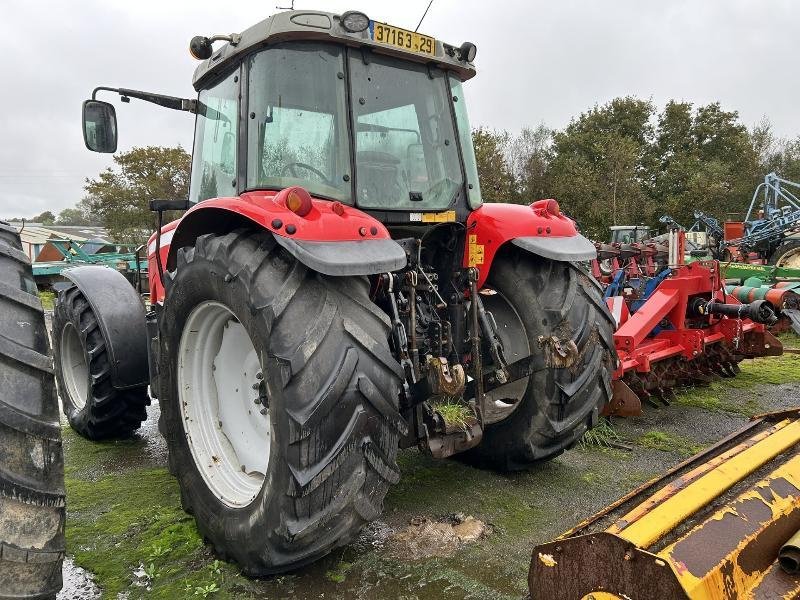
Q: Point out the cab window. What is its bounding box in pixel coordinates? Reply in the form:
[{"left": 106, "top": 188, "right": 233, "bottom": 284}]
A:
[{"left": 189, "top": 69, "right": 239, "bottom": 204}]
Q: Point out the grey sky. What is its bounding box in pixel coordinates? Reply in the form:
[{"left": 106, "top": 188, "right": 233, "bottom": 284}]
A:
[{"left": 1, "top": 0, "right": 796, "bottom": 218}]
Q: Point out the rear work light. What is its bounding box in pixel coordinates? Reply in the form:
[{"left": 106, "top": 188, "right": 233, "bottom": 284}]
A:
[
  {"left": 531, "top": 199, "right": 561, "bottom": 216},
  {"left": 341, "top": 11, "right": 370, "bottom": 33},
  {"left": 284, "top": 186, "right": 313, "bottom": 217}
]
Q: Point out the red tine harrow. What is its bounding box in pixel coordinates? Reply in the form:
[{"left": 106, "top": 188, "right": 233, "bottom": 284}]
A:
[{"left": 594, "top": 230, "right": 782, "bottom": 417}]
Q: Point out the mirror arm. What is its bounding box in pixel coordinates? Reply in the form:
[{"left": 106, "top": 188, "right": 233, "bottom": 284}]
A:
[{"left": 91, "top": 86, "right": 197, "bottom": 113}]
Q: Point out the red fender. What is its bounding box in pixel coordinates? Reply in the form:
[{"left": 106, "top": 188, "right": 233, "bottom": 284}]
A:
[
  {"left": 147, "top": 188, "right": 398, "bottom": 303},
  {"left": 464, "top": 200, "right": 595, "bottom": 288}
]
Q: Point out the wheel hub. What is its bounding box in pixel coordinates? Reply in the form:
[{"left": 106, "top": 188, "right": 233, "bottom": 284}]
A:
[
  {"left": 177, "top": 301, "right": 269, "bottom": 508},
  {"left": 59, "top": 322, "right": 88, "bottom": 409},
  {"left": 480, "top": 290, "right": 530, "bottom": 425},
  {"left": 776, "top": 246, "right": 800, "bottom": 269}
]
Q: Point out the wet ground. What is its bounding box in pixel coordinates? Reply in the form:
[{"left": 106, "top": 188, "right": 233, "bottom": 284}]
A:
[{"left": 57, "top": 341, "right": 800, "bottom": 599}]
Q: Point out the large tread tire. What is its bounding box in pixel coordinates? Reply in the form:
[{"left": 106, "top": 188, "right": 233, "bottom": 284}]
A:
[
  {"left": 769, "top": 238, "right": 800, "bottom": 268},
  {"left": 0, "top": 222, "right": 65, "bottom": 599},
  {"left": 466, "top": 248, "right": 616, "bottom": 470},
  {"left": 52, "top": 284, "right": 149, "bottom": 440},
  {"left": 158, "top": 229, "right": 404, "bottom": 575}
]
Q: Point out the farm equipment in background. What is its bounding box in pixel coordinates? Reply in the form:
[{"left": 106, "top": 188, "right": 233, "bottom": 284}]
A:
[
  {"left": 592, "top": 230, "right": 782, "bottom": 417},
  {"left": 663, "top": 173, "right": 800, "bottom": 266},
  {"left": 609, "top": 225, "right": 652, "bottom": 245},
  {"left": 725, "top": 173, "right": 800, "bottom": 265},
  {"left": 30, "top": 237, "right": 148, "bottom": 292},
  {"left": 529, "top": 408, "right": 800, "bottom": 599}
]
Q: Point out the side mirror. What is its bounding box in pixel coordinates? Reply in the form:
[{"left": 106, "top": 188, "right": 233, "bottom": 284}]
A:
[{"left": 82, "top": 100, "right": 118, "bottom": 153}]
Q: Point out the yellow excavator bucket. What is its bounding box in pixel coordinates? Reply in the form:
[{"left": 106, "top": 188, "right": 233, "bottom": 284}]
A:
[{"left": 529, "top": 409, "right": 800, "bottom": 600}]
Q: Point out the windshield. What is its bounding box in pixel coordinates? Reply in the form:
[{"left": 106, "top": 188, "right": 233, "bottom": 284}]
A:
[
  {"left": 349, "top": 54, "right": 463, "bottom": 211},
  {"left": 247, "top": 43, "right": 351, "bottom": 202},
  {"left": 239, "top": 42, "right": 470, "bottom": 210}
]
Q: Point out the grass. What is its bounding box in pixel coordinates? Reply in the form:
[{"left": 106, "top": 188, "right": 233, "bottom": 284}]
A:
[
  {"left": 578, "top": 419, "right": 625, "bottom": 449},
  {"left": 39, "top": 290, "right": 55, "bottom": 310},
  {"left": 434, "top": 401, "right": 473, "bottom": 430},
  {"left": 63, "top": 428, "right": 252, "bottom": 599},
  {"left": 635, "top": 430, "right": 703, "bottom": 457},
  {"left": 673, "top": 348, "right": 800, "bottom": 415}
]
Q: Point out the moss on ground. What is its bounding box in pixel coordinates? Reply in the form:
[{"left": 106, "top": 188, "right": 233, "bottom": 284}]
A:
[
  {"left": 674, "top": 351, "right": 800, "bottom": 415},
  {"left": 63, "top": 428, "right": 257, "bottom": 599},
  {"left": 61, "top": 337, "right": 800, "bottom": 598},
  {"left": 39, "top": 290, "right": 55, "bottom": 311},
  {"left": 635, "top": 430, "right": 703, "bottom": 456}
]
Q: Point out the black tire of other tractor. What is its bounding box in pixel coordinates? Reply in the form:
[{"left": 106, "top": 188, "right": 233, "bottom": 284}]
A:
[
  {"left": 158, "top": 229, "right": 404, "bottom": 575},
  {"left": 0, "top": 221, "right": 65, "bottom": 599},
  {"left": 52, "top": 285, "right": 149, "bottom": 439},
  {"left": 465, "top": 247, "right": 616, "bottom": 470},
  {"left": 769, "top": 238, "right": 800, "bottom": 267}
]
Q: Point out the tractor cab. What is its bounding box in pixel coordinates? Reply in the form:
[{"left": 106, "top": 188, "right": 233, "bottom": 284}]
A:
[
  {"left": 84, "top": 10, "right": 483, "bottom": 224},
  {"left": 609, "top": 225, "right": 651, "bottom": 244}
]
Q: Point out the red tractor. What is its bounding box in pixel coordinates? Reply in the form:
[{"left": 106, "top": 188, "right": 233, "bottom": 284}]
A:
[{"left": 56, "top": 9, "right": 614, "bottom": 574}]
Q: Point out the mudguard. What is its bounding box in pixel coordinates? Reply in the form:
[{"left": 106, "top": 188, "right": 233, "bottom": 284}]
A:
[
  {"left": 62, "top": 266, "right": 149, "bottom": 389},
  {"left": 150, "top": 188, "right": 407, "bottom": 302},
  {"left": 464, "top": 200, "right": 596, "bottom": 288}
]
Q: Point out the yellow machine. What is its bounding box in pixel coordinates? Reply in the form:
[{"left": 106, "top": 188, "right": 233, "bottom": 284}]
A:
[{"left": 529, "top": 409, "right": 800, "bottom": 599}]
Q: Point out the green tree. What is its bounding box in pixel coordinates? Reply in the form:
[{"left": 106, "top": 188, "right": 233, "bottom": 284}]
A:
[
  {"left": 55, "top": 198, "right": 102, "bottom": 226},
  {"left": 85, "top": 146, "right": 191, "bottom": 243},
  {"left": 548, "top": 97, "right": 654, "bottom": 237},
  {"left": 507, "top": 124, "right": 552, "bottom": 203},
  {"left": 751, "top": 119, "right": 800, "bottom": 184},
  {"left": 472, "top": 127, "right": 514, "bottom": 202},
  {"left": 649, "top": 102, "right": 759, "bottom": 225},
  {"left": 32, "top": 211, "right": 56, "bottom": 224}
]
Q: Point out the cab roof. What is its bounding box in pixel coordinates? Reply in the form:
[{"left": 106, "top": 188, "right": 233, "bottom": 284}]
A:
[{"left": 191, "top": 9, "right": 477, "bottom": 90}]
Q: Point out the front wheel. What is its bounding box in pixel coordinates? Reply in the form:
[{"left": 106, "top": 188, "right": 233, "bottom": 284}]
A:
[
  {"left": 53, "top": 285, "right": 149, "bottom": 440},
  {"left": 158, "top": 229, "right": 405, "bottom": 574},
  {"left": 466, "top": 248, "right": 616, "bottom": 470}
]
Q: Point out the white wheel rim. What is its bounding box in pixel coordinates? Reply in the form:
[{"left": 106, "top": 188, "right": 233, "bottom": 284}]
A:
[
  {"left": 776, "top": 247, "right": 800, "bottom": 268},
  {"left": 60, "top": 322, "right": 88, "bottom": 410},
  {"left": 177, "top": 301, "right": 269, "bottom": 508}
]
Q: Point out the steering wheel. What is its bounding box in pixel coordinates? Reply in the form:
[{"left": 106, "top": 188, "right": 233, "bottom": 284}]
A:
[{"left": 282, "top": 161, "right": 330, "bottom": 183}]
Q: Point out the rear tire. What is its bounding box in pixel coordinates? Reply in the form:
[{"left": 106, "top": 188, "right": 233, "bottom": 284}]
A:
[
  {"left": 0, "top": 222, "right": 65, "bottom": 599},
  {"left": 159, "top": 229, "right": 404, "bottom": 574},
  {"left": 770, "top": 239, "right": 800, "bottom": 268},
  {"left": 53, "top": 284, "right": 149, "bottom": 439},
  {"left": 466, "top": 248, "right": 615, "bottom": 470}
]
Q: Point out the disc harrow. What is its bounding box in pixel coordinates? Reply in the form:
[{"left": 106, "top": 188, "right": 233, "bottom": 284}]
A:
[{"left": 594, "top": 230, "right": 783, "bottom": 417}]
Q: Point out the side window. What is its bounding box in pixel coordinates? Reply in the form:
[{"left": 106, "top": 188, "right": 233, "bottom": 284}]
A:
[
  {"left": 189, "top": 70, "right": 239, "bottom": 204},
  {"left": 449, "top": 77, "right": 482, "bottom": 208}
]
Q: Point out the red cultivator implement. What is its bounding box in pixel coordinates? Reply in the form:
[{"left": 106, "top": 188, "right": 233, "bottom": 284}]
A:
[{"left": 594, "top": 230, "right": 783, "bottom": 417}]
